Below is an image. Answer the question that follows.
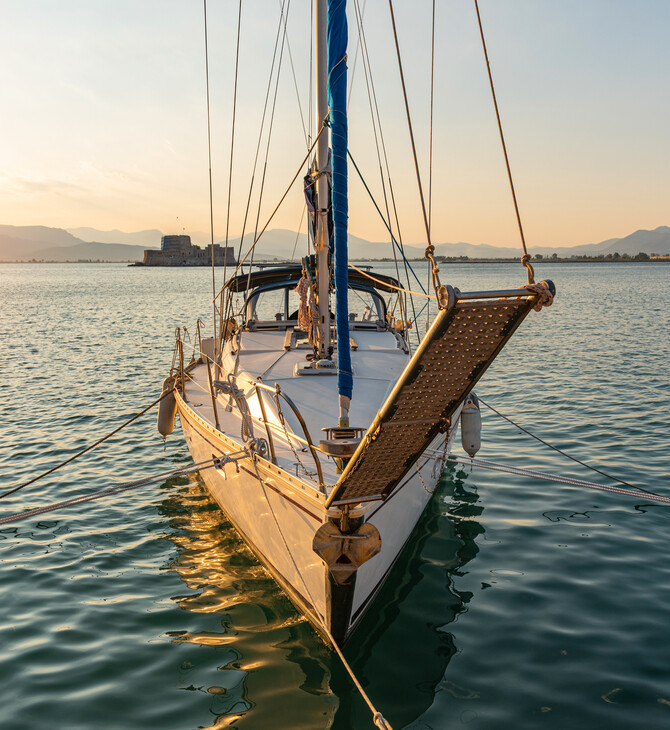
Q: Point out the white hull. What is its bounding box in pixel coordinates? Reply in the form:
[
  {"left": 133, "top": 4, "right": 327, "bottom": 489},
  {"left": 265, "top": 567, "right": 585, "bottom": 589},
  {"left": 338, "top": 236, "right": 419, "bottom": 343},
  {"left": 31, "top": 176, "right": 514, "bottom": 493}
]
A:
[
  {"left": 168, "top": 263, "right": 539, "bottom": 644},
  {"left": 177, "top": 369, "right": 453, "bottom": 643}
]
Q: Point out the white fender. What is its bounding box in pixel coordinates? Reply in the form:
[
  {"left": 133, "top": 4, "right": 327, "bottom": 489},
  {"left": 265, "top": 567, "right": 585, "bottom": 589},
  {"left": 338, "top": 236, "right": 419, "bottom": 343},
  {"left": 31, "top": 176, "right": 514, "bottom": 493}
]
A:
[
  {"left": 460, "top": 392, "right": 481, "bottom": 458},
  {"left": 157, "top": 375, "right": 177, "bottom": 438}
]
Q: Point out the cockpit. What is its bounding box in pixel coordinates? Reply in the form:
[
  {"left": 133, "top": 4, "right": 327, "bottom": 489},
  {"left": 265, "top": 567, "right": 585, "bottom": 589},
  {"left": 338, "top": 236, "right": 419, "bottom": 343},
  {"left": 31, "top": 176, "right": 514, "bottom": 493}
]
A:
[
  {"left": 223, "top": 265, "right": 406, "bottom": 335},
  {"left": 245, "top": 281, "right": 387, "bottom": 330}
]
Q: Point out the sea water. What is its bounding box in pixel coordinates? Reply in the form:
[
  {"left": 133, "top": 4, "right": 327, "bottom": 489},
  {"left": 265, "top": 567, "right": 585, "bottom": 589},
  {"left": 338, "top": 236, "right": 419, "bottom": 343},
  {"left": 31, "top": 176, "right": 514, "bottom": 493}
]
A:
[{"left": 0, "top": 262, "right": 668, "bottom": 729}]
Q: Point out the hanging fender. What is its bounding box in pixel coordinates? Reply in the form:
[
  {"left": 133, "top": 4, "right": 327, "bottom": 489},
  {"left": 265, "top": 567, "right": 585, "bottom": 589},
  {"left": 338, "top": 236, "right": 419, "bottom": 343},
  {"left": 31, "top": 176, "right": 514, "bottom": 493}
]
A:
[
  {"left": 157, "top": 376, "right": 177, "bottom": 438},
  {"left": 461, "top": 392, "right": 481, "bottom": 458}
]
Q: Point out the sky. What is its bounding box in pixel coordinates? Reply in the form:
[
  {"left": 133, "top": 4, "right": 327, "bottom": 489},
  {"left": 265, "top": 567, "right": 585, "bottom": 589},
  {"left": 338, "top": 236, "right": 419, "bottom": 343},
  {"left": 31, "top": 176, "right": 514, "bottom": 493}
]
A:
[{"left": 0, "top": 0, "right": 668, "bottom": 248}]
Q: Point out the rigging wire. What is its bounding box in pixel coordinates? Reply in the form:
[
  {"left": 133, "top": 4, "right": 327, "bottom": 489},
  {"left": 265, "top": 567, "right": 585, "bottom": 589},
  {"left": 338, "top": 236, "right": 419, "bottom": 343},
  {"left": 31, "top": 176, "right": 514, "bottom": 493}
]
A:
[
  {"left": 347, "top": 0, "right": 367, "bottom": 114},
  {"left": 224, "top": 0, "right": 243, "bottom": 289},
  {"left": 290, "top": 203, "right": 308, "bottom": 260},
  {"left": 387, "top": 0, "right": 432, "bottom": 248},
  {"left": 247, "top": 0, "right": 293, "bottom": 293},
  {"left": 473, "top": 0, "right": 534, "bottom": 283},
  {"left": 349, "top": 263, "right": 433, "bottom": 299},
  {"left": 234, "top": 0, "right": 291, "bottom": 270},
  {"left": 308, "top": 0, "right": 313, "bottom": 147},
  {"left": 214, "top": 125, "right": 326, "bottom": 298},
  {"left": 352, "top": 0, "right": 419, "bottom": 336},
  {"left": 351, "top": 0, "right": 416, "bottom": 336},
  {"left": 277, "top": 0, "right": 309, "bottom": 148},
  {"left": 203, "top": 0, "right": 217, "bottom": 342},
  {"left": 347, "top": 151, "right": 426, "bottom": 294}
]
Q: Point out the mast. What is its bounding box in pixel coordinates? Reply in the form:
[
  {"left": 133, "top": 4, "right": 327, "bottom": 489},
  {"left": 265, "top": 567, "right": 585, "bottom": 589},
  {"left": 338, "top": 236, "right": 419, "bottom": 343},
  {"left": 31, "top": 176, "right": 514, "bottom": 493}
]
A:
[{"left": 314, "top": 0, "right": 330, "bottom": 360}]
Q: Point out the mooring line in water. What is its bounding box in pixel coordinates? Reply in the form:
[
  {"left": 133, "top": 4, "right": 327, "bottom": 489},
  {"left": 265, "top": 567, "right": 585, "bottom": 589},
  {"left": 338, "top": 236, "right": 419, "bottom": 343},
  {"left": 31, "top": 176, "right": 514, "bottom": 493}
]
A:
[
  {"left": 246, "top": 454, "right": 393, "bottom": 730},
  {"left": 445, "top": 455, "right": 670, "bottom": 505},
  {"left": 0, "top": 458, "right": 219, "bottom": 526},
  {"left": 477, "top": 397, "right": 660, "bottom": 498},
  {"left": 0, "top": 388, "right": 176, "bottom": 500}
]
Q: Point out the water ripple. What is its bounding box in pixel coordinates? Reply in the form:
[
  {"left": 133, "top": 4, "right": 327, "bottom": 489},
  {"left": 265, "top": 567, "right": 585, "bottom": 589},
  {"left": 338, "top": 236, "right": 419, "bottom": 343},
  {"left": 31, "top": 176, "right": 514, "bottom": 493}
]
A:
[{"left": 1, "top": 263, "right": 669, "bottom": 729}]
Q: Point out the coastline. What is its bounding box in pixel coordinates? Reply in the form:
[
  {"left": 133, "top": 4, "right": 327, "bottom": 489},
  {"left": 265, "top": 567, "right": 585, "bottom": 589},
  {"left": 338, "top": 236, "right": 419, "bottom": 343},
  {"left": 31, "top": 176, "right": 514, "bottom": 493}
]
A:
[{"left": 2, "top": 258, "right": 667, "bottom": 265}]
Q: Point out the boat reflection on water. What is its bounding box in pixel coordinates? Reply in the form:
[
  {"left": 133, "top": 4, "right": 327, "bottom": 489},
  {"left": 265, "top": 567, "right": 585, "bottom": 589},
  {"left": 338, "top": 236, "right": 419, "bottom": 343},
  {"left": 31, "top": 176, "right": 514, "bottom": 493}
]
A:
[
  {"left": 329, "top": 461, "right": 484, "bottom": 729},
  {"left": 157, "top": 465, "right": 336, "bottom": 729},
  {"left": 157, "top": 458, "right": 483, "bottom": 729}
]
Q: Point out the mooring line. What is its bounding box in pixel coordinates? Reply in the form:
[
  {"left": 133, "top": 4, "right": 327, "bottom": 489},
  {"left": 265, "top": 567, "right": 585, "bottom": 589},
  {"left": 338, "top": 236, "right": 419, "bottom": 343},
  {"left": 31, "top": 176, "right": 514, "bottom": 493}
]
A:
[
  {"left": 4, "top": 445, "right": 393, "bottom": 728},
  {"left": 445, "top": 455, "right": 670, "bottom": 505},
  {"left": 477, "top": 397, "right": 660, "bottom": 498},
  {"left": 0, "top": 389, "right": 175, "bottom": 500},
  {"left": 247, "top": 452, "right": 392, "bottom": 729},
  {"left": 0, "top": 458, "right": 217, "bottom": 526}
]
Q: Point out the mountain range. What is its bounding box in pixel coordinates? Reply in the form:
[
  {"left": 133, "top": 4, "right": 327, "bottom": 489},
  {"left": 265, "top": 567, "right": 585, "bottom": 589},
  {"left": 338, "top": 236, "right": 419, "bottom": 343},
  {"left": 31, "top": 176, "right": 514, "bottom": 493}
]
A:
[{"left": 0, "top": 224, "right": 668, "bottom": 262}]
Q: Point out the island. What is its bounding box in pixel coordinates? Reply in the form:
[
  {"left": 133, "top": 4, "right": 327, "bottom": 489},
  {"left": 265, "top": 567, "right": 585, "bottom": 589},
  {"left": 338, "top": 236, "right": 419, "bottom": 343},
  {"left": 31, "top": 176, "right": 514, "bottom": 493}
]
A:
[{"left": 135, "top": 235, "right": 236, "bottom": 266}]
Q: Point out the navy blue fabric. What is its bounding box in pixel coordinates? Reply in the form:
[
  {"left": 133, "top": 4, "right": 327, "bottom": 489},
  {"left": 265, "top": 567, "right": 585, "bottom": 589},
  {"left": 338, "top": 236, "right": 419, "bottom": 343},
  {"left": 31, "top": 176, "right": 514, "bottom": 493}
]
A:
[{"left": 327, "top": 0, "right": 353, "bottom": 401}]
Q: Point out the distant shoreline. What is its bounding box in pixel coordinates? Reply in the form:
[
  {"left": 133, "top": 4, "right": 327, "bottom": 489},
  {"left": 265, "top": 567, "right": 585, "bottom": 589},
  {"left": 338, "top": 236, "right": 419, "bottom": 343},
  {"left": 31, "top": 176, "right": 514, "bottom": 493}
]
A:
[
  {"left": 0, "top": 260, "right": 233, "bottom": 265},
  {"left": 1, "top": 257, "right": 668, "bottom": 265}
]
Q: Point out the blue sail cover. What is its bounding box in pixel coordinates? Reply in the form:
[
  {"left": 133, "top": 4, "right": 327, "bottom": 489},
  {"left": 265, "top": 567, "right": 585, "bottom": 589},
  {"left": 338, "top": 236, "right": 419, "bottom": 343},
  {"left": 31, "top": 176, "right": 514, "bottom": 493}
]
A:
[{"left": 327, "top": 0, "right": 353, "bottom": 403}]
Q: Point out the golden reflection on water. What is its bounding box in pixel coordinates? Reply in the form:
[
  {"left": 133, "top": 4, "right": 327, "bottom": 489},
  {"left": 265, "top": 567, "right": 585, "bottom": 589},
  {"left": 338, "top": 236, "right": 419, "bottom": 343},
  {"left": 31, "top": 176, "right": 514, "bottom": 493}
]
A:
[
  {"left": 158, "top": 465, "right": 486, "bottom": 729},
  {"left": 159, "top": 472, "right": 335, "bottom": 729}
]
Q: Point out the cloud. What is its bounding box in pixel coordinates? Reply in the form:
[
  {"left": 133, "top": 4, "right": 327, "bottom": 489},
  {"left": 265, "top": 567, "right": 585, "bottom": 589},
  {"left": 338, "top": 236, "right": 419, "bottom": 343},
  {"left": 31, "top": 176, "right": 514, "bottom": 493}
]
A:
[
  {"left": 0, "top": 172, "right": 84, "bottom": 196},
  {"left": 0, "top": 161, "right": 152, "bottom": 199}
]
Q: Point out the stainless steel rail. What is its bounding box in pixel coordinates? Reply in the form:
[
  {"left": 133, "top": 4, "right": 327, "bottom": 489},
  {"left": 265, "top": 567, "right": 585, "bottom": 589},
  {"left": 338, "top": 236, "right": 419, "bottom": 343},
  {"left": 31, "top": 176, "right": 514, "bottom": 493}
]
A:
[{"left": 254, "top": 381, "right": 325, "bottom": 487}]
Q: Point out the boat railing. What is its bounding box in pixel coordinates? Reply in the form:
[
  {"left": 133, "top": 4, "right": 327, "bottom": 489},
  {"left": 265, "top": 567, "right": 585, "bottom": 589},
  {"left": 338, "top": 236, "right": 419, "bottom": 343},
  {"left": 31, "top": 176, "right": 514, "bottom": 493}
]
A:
[
  {"left": 184, "top": 321, "right": 325, "bottom": 488},
  {"left": 251, "top": 390, "right": 333, "bottom": 459},
  {"left": 455, "top": 287, "right": 543, "bottom": 300},
  {"left": 254, "top": 381, "right": 325, "bottom": 489}
]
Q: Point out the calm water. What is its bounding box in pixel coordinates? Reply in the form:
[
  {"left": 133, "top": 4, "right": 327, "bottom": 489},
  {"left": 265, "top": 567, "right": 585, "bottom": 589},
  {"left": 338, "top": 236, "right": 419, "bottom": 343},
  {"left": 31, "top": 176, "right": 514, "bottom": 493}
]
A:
[{"left": 1, "top": 262, "right": 669, "bottom": 729}]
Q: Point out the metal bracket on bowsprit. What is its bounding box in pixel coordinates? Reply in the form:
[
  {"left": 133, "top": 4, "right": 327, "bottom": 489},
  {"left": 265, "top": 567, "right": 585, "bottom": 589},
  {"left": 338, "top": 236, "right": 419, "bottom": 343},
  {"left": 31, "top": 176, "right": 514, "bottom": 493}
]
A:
[
  {"left": 313, "top": 509, "right": 382, "bottom": 644},
  {"left": 312, "top": 520, "right": 381, "bottom": 585}
]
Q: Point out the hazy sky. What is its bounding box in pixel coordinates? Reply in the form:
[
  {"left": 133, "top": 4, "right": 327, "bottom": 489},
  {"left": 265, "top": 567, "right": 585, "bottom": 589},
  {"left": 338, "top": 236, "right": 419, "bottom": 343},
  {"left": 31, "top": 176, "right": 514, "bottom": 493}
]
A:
[{"left": 1, "top": 0, "right": 668, "bottom": 248}]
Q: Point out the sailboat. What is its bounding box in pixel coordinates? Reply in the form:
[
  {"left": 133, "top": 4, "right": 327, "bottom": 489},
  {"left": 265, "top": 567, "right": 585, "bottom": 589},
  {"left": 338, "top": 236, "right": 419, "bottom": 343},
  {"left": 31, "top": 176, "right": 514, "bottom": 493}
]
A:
[{"left": 160, "top": 0, "right": 554, "bottom": 648}]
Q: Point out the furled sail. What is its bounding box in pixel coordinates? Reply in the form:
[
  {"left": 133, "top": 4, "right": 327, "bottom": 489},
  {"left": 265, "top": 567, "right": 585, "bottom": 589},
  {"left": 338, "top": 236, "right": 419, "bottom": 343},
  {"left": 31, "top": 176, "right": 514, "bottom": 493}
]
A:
[{"left": 327, "top": 0, "right": 352, "bottom": 420}]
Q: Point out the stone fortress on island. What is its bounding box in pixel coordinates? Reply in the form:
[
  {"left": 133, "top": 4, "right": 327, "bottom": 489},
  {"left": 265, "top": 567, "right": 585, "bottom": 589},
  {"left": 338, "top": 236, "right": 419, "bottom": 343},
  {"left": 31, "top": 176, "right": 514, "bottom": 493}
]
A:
[{"left": 138, "top": 235, "right": 236, "bottom": 266}]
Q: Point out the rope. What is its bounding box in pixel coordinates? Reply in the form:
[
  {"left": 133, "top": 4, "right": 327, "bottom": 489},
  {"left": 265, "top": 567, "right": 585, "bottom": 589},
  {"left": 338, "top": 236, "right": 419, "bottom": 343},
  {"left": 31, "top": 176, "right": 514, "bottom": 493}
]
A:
[
  {"left": 349, "top": 263, "right": 433, "bottom": 300},
  {"left": 0, "top": 388, "right": 175, "bottom": 500},
  {"left": 428, "top": 0, "right": 436, "bottom": 235},
  {"left": 246, "top": 452, "right": 392, "bottom": 729},
  {"left": 522, "top": 281, "right": 553, "bottom": 311},
  {"left": 294, "top": 273, "right": 311, "bottom": 331},
  {"left": 0, "top": 458, "right": 219, "bottom": 526},
  {"left": 447, "top": 455, "right": 670, "bottom": 505},
  {"left": 477, "top": 398, "right": 661, "bottom": 498},
  {"left": 387, "top": 0, "right": 432, "bottom": 249},
  {"left": 473, "top": 0, "right": 534, "bottom": 285}
]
